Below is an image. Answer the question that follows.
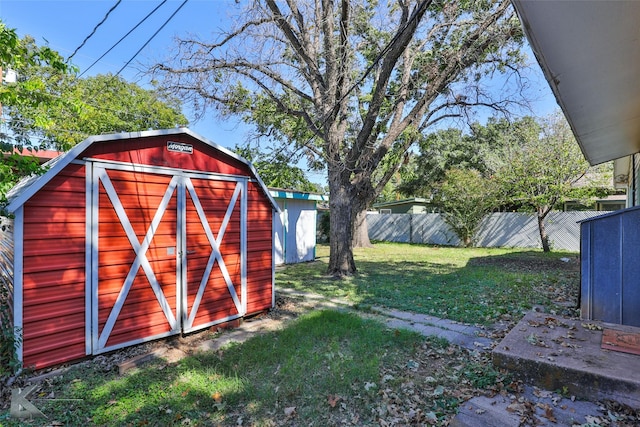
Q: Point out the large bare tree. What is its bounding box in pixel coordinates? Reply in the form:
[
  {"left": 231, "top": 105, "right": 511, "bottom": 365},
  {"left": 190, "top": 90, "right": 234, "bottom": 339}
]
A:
[{"left": 152, "top": 0, "right": 527, "bottom": 276}]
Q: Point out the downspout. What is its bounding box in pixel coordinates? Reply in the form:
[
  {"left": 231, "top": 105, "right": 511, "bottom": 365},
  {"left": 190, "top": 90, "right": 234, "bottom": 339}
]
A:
[{"left": 633, "top": 154, "right": 637, "bottom": 207}]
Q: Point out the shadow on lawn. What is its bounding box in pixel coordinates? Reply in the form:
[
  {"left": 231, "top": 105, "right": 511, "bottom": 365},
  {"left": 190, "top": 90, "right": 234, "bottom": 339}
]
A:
[
  {"left": 281, "top": 249, "right": 581, "bottom": 325},
  {"left": 363, "top": 250, "right": 579, "bottom": 324}
]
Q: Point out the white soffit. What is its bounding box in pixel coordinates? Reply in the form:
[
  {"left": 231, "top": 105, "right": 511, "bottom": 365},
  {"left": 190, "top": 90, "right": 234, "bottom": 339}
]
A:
[{"left": 512, "top": 0, "right": 640, "bottom": 165}]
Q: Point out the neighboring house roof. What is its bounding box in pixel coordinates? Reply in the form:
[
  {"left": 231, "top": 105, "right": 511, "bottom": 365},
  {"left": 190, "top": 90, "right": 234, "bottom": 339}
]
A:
[
  {"left": 565, "top": 194, "right": 627, "bottom": 206},
  {"left": 613, "top": 157, "right": 631, "bottom": 189},
  {"left": 2, "top": 148, "right": 62, "bottom": 163},
  {"left": 598, "top": 194, "right": 628, "bottom": 204},
  {"left": 6, "top": 128, "right": 280, "bottom": 213},
  {"left": 512, "top": 1, "right": 640, "bottom": 165}
]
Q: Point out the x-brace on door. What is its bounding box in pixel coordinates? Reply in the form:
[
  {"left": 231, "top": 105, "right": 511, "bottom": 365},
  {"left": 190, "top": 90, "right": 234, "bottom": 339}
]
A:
[{"left": 87, "top": 161, "right": 247, "bottom": 355}]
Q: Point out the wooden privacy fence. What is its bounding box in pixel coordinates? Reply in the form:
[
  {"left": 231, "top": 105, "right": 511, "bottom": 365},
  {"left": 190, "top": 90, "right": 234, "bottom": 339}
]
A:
[{"left": 367, "top": 211, "right": 606, "bottom": 252}]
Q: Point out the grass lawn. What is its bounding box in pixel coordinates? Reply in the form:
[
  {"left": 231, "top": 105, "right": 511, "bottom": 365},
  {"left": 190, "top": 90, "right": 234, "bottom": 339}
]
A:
[
  {"left": 279, "top": 242, "right": 580, "bottom": 325},
  {"left": 1, "top": 242, "right": 579, "bottom": 426}
]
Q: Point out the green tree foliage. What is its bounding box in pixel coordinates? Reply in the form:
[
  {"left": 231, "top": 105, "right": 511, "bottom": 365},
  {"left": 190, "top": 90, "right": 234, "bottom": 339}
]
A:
[
  {"left": 0, "top": 153, "right": 40, "bottom": 198},
  {"left": 0, "top": 24, "right": 70, "bottom": 143},
  {"left": 233, "top": 143, "right": 321, "bottom": 192},
  {"left": 399, "top": 117, "right": 548, "bottom": 197},
  {"left": 34, "top": 74, "right": 188, "bottom": 149},
  {"left": 396, "top": 114, "right": 613, "bottom": 251},
  {"left": 492, "top": 112, "right": 593, "bottom": 252},
  {"left": 0, "top": 21, "right": 71, "bottom": 210},
  {"left": 152, "top": 0, "right": 527, "bottom": 276},
  {"left": 1, "top": 21, "right": 188, "bottom": 210},
  {"left": 433, "top": 168, "right": 498, "bottom": 247},
  {"left": 398, "top": 127, "right": 498, "bottom": 198},
  {"left": 6, "top": 69, "right": 188, "bottom": 150}
]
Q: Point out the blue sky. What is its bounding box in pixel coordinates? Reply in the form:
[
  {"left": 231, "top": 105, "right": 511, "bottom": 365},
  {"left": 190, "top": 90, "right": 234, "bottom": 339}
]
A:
[{"left": 1, "top": 0, "right": 559, "bottom": 186}]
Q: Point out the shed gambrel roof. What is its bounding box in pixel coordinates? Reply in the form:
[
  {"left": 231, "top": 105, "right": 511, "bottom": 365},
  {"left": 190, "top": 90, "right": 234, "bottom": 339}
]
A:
[{"left": 6, "top": 128, "right": 280, "bottom": 213}]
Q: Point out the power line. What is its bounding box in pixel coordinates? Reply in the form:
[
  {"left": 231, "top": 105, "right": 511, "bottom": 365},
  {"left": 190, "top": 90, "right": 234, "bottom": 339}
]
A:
[
  {"left": 3, "top": 1, "right": 192, "bottom": 150},
  {"left": 62, "top": 1, "right": 189, "bottom": 129},
  {"left": 79, "top": 0, "right": 169, "bottom": 78},
  {"left": 115, "top": 0, "right": 189, "bottom": 77},
  {"left": 68, "top": 0, "right": 123, "bottom": 61}
]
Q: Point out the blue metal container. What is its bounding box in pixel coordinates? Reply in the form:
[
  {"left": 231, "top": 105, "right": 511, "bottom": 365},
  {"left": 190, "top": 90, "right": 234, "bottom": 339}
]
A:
[{"left": 580, "top": 206, "right": 640, "bottom": 326}]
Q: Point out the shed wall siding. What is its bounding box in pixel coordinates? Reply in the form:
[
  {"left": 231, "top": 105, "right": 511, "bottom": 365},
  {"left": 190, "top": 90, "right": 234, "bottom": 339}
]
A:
[
  {"left": 246, "top": 182, "right": 274, "bottom": 314},
  {"left": 21, "top": 163, "right": 86, "bottom": 369},
  {"left": 635, "top": 154, "right": 640, "bottom": 207}
]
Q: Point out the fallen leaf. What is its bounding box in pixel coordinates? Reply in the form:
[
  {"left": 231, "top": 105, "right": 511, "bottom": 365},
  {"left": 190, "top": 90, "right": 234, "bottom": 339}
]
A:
[
  {"left": 425, "top": 411, "right": 438, "bottom": 422},
  {"left": 506, "top": 402, "right": 526, "bottom": 414},
  {"left": 585, "top": 415, "right": 603, "bottom": 424},
  {"left": 582, "top": 323, "right": 603, "bottom": 331},
  {"left": 327, "top": 394, "right": 340, "bottom": 408},
  {"left": 382, "top": 374, "right": 394, "bottom": 383},
  {"left": 544, "top": 406, "right": 557, "bottom": 423}
]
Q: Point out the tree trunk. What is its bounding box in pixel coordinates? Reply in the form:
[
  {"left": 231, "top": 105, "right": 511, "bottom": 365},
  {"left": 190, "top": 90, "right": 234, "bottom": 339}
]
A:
[
  {"left": 327, "top": 170, "right": 357, "bottom": 277},
  {"left": 537, "top": 207, "right": 551, "bottom": 252},
  {"left": 352, "top": 208, "right": 373, "bottom": 248}
]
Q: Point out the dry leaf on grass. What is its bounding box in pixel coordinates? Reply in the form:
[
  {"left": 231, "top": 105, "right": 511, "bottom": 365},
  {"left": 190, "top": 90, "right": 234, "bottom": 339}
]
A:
[{"left": 327, "top": 394, "right": 341, "bottom": 408}]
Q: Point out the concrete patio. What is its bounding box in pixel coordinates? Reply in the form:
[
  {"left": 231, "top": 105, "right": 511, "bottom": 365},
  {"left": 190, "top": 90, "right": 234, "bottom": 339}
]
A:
[
  {"left": 450, "top": 311, "right": 640, "bottom": 426},
  {"left": 492, "top": 311, "right": 640, "bottom": 409}
]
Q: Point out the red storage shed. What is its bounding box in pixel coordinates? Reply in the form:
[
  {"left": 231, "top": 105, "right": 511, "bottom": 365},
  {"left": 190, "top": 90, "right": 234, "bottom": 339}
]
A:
[{"left": 1, "top": 129, "right": 278, "bottom": 370}]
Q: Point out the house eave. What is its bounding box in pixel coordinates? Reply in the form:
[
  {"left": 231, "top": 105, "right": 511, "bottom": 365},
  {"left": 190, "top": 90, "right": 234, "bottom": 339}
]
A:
[{"left": 512, "top": 0, "right": 640, "bottom": 166}]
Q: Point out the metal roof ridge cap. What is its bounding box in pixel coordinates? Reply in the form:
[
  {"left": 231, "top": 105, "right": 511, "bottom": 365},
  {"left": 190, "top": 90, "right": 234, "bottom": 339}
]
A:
[
  {"left": 577, "top": 205, "right": 640, "bottom": 224},
  {"left": 170, "top": 128, "right": 280, "bottom": 212}
]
